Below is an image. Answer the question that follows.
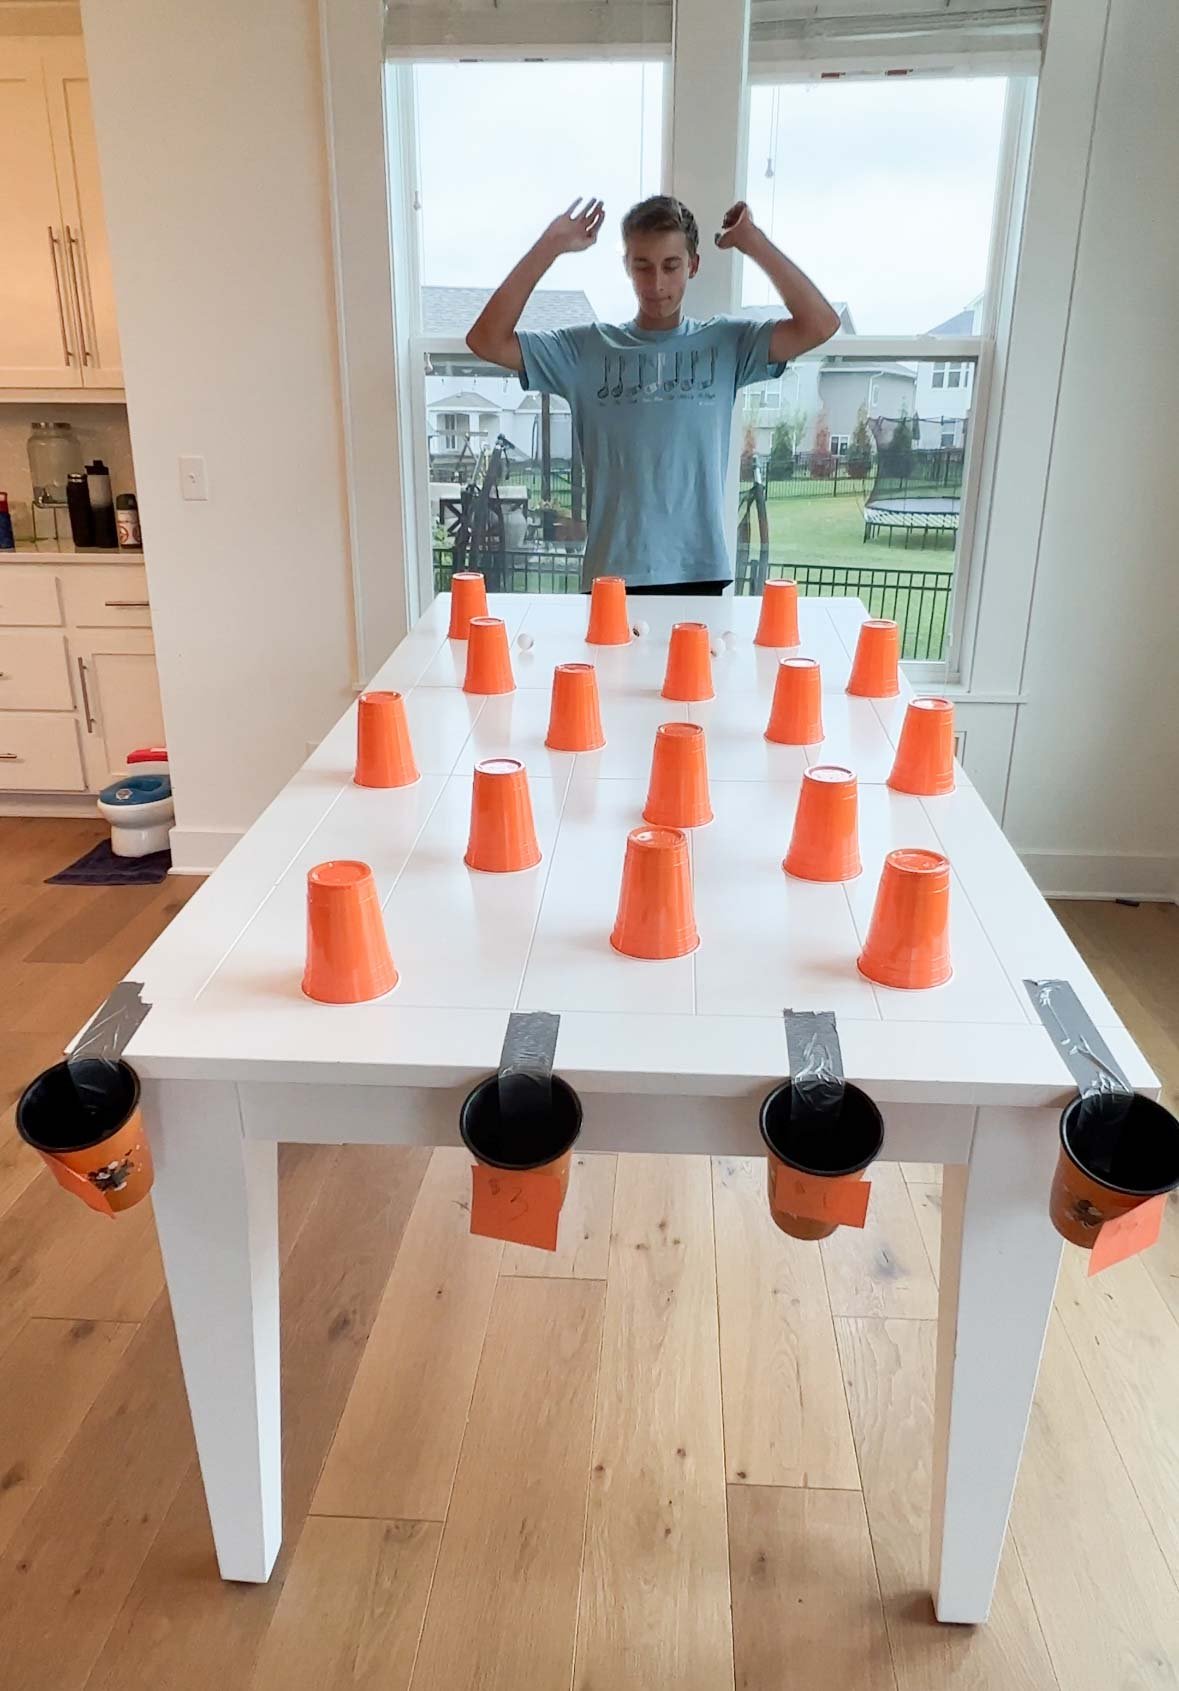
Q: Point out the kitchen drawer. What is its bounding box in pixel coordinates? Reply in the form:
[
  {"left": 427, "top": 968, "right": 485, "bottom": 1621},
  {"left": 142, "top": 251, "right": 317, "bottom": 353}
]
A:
[
  {"left": 0, "top": 629, "right": 74, "bottom": 709},
  {"left": 0, "top": 712, "right": 86, "bottom": 791},
  {"left": 0, "top": 569, "right": 63, "bottom": 627},
  {"left": 61, "top": 567, "right": 151, "bottom": 628}
]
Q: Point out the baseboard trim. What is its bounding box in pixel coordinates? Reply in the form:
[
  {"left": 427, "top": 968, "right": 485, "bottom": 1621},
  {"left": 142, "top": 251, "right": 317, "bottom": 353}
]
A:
[
  {"left": 168, "top": 825, "right": 244, "bottom": 876},
  {"left": 0, "top": 793, "right": 97, "bottom": 820},
  {"left": 1019, "top": 849, "right": 1178, "bottom": 902}
]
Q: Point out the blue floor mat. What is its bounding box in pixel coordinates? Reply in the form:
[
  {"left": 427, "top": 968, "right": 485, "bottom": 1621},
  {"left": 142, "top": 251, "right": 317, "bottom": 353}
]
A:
[{"left": 47, "top": 840, "right": 172, "bottom": 886}]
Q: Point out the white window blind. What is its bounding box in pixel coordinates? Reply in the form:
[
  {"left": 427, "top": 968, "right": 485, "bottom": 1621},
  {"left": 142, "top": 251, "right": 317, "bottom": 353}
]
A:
[
  {"left": 749, "top": 2, "right": 1046, "bottom": 77},
  {"left": 385, "top": 0, "right": 673, "bottom": 58}
]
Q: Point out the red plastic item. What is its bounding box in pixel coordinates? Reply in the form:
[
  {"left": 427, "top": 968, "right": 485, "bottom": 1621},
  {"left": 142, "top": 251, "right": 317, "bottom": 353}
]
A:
[
  {"left": 354, "top": 691, "right": 419, "bottom": 788},
  {"left": 643, "top": 722, "right": 713, "bottom": 828},
  {"left": 463, "top": 617, "right": 516, "bottom": 695},
  {"left": 302, "top": 860, "right": 398, "bottom": 1003},
  {"left": 846, "top": 619, "right": 900, "bottom": 698},
  {"left": 858, "top": 848, "right": 952, "bottom": 990},
  {"left": 127, "top": 747, "right": 167, "bottom": 765},
  {"left": 661, "top": 622, "right": 714, "bottom": 702},
  {"left": 585, "top": 576, "right": 631, "bottom": 645},
  {"left": 448, "top": 572, "right": 489, "bottom": 640},
  {"left": 546, "top": 663, "right": 606, "bottom": 751},
  {"left": 887, "top": 697, "right": 955, "bottom": 796},
  {"left": 754, "top": 579, "right": 800, "bottom": 648},
  {"left": 464, "top": 758, "right": 542, "bottom": 873},
  {"left": 783, "top": 765, "right": 861, "bottom": 882},
  {"left": 765, "top": 657, "right": 824, "bottom": 746},
  {"left": 610, "top": 826, "right": 699, "bottom": 959}
]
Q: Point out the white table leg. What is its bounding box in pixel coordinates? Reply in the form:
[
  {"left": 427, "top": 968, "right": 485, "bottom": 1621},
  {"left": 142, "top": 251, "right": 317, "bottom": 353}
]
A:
[
  {"left": 930, "top": 1105, "right": 1063, "bottom": 1623},
  {"left": 144, "top": 1078, "right": 281, "bottom": 1582}
]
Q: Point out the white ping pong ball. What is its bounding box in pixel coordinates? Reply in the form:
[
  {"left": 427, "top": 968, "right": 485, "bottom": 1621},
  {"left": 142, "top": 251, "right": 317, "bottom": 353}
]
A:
[
  {"left": 631, "top": 620, "right": 649, "bottom": 638},
  {"left": 516, "top": 632, "right": 534, "bottom": 651},
  {"left": 723, "top": 630, "right": 738, "bottom": 650},
  {"left": 710, "top": 638, "right": 725, "bottom": 658}
]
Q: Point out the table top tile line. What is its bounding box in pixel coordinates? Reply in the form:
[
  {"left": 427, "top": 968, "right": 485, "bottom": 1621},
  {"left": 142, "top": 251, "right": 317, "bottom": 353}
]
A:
[{"left": 511, "top": 750, "right": 582, "bottom": 1017}]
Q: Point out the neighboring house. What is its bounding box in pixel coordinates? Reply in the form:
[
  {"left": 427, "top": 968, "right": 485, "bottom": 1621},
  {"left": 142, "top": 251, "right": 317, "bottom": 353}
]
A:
[
  {"left": 739, "top": 303, "right": 918, "bottom": 459},
  {"left": 913, "top": 294, "right": 983, "bottom": 452},
  {"left": 423, "top": 286, "right": 595, "bottom": 469}
]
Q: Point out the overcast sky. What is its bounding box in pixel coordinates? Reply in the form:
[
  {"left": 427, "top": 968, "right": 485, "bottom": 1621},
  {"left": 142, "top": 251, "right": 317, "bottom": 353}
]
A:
[{"left": 413, "top": 64, "right": 1007, "bottom": 334}]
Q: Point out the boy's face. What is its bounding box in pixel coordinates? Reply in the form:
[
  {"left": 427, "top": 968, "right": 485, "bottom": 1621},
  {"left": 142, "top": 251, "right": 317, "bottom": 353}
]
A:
[{"left": 624, "top": 230, "right": 700, "bottom": 322}]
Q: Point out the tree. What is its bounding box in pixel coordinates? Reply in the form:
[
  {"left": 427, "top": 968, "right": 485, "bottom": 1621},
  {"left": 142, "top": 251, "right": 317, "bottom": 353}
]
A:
[
  {"left": 881, "top": 407, "right": 914, "bottom": 484},
  {"left": 848, "top": 405, "right": 873, "bottom": 479},
  {"left": 740, "top": 423, "right": 758, "bottom": 482},
  {"left": 810, "top": 410, "right": 835, "bottom": 480}
]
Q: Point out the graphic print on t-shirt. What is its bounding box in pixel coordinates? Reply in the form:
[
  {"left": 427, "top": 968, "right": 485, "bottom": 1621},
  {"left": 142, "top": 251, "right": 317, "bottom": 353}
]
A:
[{"left": 594, "top": 347, "right": 719, "bottom": 404}]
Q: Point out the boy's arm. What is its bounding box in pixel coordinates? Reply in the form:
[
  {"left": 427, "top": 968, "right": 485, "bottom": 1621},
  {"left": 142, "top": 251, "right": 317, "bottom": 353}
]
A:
[
  {"left": 466, "top": 198, "right": 605, "bottom": 372},
  {"left": 716, "top": 203, "right": 841, "bottom": 363}
]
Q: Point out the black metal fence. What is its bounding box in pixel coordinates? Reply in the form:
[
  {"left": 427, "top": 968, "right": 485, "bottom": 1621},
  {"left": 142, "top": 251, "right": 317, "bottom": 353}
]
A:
[{"left": 433, "top": 550, "right": 953, "bottom": 661}]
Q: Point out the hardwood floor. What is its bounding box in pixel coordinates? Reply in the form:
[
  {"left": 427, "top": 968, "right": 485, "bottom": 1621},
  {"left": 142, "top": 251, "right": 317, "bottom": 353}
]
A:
[{"left": 0, "top": 818, "right": 1176, "bottom": 1690}]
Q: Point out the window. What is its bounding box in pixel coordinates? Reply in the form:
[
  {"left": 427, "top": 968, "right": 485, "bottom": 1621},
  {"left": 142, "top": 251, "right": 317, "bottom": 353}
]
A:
[{"left": 737, "top": 75, "right": 1016, "bottom": 667}]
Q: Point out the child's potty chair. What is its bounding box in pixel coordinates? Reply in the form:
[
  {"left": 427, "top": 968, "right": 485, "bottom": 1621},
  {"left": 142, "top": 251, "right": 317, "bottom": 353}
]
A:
[{"left": 97, "top": 747, "right": 173, "bottom": 858}]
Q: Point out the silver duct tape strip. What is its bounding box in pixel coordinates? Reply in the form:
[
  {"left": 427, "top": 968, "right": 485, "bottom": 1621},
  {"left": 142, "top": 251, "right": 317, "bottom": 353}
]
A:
[
  {"left": 784, "top": 1008, "right": 845, "bottom": 1123},
  {"left": 71, "top": 981, "right": 150, "bottom": 1066},
  {"left": 497, "top": 1010, "right": 558, "bottom": 1123},
  {"left": 1024, "top": 978, "right": 1133, "bottom": 1121}
]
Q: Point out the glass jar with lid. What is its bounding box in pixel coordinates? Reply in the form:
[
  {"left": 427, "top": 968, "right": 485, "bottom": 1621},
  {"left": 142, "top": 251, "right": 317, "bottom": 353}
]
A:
[{"left": 27, "top": 422, "right": 84, "bottom": 505}]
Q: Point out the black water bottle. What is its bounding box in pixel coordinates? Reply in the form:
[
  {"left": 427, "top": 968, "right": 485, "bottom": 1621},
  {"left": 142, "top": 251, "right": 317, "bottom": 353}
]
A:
[
  {"left": 86, "top": 460, "right": 118, "bottom": 549},
  {"left": 67, "top": 472, "right": 94, "bottom": 547}
]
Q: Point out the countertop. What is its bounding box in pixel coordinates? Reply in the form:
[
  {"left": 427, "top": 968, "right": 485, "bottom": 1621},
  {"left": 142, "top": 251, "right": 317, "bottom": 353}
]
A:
[{"left": 1, "top": 546, "right": 144, "bottom": 565}]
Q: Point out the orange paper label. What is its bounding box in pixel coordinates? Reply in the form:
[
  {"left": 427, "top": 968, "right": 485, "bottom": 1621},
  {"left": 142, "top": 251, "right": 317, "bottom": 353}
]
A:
[
  {"left": 1088, "top": 1193, "right": 1166, "bottom": 1276},
  {"left": 470, "top": 1164, "right": 563, "bottom": 1252},
  {"left": 773, "top": 1165, "right": 871, "bottom": 1229}
]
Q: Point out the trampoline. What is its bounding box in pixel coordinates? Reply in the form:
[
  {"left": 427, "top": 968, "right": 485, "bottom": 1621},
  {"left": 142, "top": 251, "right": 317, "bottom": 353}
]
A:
[{"left": 864, "top": 493, "right": 960, "bottom": 548}]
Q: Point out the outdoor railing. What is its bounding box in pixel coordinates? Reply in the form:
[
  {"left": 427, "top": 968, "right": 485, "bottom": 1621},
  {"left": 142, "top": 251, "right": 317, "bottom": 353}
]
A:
[{"left": 433, "top": 549, "right": 953, "bottom": 661}]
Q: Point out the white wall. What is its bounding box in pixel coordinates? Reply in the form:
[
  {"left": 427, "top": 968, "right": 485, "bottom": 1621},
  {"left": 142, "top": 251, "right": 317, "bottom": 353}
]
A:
[
  {"left": 79, "top": 0, "right": 358, "bottom": 871},
  {"left": 1000, "top": 0, "right": 1179, "bottom": 897}
]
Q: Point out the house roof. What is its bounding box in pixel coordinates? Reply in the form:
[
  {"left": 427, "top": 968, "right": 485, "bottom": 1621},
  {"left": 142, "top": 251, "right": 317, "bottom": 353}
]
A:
[
  {"left": 823, "top": 360, "right": 916, "bottom": 379},
  {"left": 736, "top": 300, "right": 855, "bottom": 334},
  {"left": 426, "top": 390, "right": 496, "bottom": 411},
  {"left": 423, "top": 286, "right": 597, "bottom": 336},
  {"left": 927, "top": 294, "right": 983, "bottom": 335}
]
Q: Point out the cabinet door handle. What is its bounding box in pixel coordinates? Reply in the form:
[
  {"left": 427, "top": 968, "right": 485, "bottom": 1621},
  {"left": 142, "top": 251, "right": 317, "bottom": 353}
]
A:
[
  {"left": 47, "top": 227, "right": 75, "bottom": 365},
  {"left": 68, "top": 225, "right": 100, "bottom": 367},
  {"left": 0, "top": 753, "right": 19, "bottom": 762},
  {"left": 65, "top": 227, "right": 93, "bottom": 366},
  {"left": 104, "top": 600, "right": 150, "bottom": 609},
  {"left": 77, "top": 656, "right": 95, "bottom": 732}
]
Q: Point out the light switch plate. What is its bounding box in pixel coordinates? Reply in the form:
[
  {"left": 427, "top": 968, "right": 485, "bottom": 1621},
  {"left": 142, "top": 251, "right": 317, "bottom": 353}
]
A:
[{"left": 179, "top": 455, "right": 209, "bottom": 501}]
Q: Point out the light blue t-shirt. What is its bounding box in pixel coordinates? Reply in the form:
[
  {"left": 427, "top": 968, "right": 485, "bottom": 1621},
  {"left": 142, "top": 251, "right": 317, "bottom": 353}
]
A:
[{"left": 517, "top": 316, "right": 786, "bottom": 588}]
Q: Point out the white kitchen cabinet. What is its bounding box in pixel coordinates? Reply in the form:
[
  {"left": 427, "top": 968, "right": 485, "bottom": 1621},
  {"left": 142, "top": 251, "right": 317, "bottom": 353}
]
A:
[
  {"left": 74, "top": 628, "right": 165, "bottom": 792},
  {"left": 0, "top": 629, "right": 74, "bottom": 710},
  {"left": 0, "top": 37, "right": 122, "bottom": 390},
  {"left": 0, "top": 713, "right": 87, "bottom": 792}
]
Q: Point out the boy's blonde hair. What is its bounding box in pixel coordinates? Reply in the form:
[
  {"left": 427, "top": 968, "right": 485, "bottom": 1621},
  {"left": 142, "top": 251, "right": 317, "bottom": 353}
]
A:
[{"left": 621, "top": 196, "right": 699, "bottom": 260}]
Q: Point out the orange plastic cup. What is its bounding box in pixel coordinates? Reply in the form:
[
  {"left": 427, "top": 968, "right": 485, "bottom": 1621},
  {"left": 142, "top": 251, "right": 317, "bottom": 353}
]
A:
[
  {"left": 354, "top": 691, "right": 420, "bottom": 788},
  {"left": 303, "top": 860, "right": 398, "bottom": 1003},
  {"left": 17, "top": 1058, "right": 152, "bottom": 1215},
  {"left": 463, "top": 616, "right": 516, "bottom": 695},
  {"left": 448, "top": 572, "right": 489, "bottom": 640},
  {"left": 847, "top": 619, "right": 901, "bottom": 697},
  {"left": 464, "top": 758, "right": 542, "bottom": 873},
  {"left": 643, "top": 722, "right": 713, "bottom": 828},
  {"left": 586, "top": 576, "right": 631, "bottom": 646},
  {"left": 662, "top": 622, "right": 714, "bottom": 702},
  {"left": 888, "top": 696, "right": 955, "bottom": 796},
  {"left": 784, "top": 765, "right": 861, "bottom": 882},
  {"left": 858, "top": 847, "right": 952, "bottom": 990},
  {"left": 610, "top": 825, "right": 699, "bottom": 959},
  {"left": 754, "top": 579, "right": 800, "bottom": 648},
  {"left": 765, "top": 657, "right": 824, "bottom": 746},
  {"left": 545, "top": 663, "right": 606, "bottom": 752}
]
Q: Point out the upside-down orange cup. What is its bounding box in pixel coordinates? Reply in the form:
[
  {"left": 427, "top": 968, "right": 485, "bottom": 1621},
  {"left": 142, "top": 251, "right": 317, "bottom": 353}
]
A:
[
  {"left": 858, "top": 848, "right": 952, "bottom": 990},
  {"left": 586, "top": 576, "right": 631, "bottom": 646},
  {"left": 460, "top": 1072, "right": 583, "bottom": 1251},
  {"left": 662, "top": 622, "right": 714, "bottom": 702},
  {"left": 448, "top": 572, "right": 489, "bottom": 639},
  {"left": 643, "top": 722, "right": 713, "bottom": 828},
  {"left": 303, "top": 860, "right": 398, "bottom": 1003},
  {"left": 759, "top": 1077, "right": 884, "bottom": 1240},
  {"left": 847, "top": 619, "right": 901, "bottom": 698},
  {"left": 463, "top": 616, "right": 516, "bottom": 695},
  {"left": 17, "top": 1058, "right": 152, "bottom": 1215},
  {"left": 888, "top": 697, "right": 955, "bottom": 796},
  {"left": 765, "top": 657, "right": 824, "bottom": 746},
  {"left": 1049, "top": 1093, "right": 1179, "bottom": 1248},
  {"left": 784, "top": 765, "right": 861, "bottom": 882},
  {"left": 354, "top": 691, "right": 420, "bottom": 788},
  {"left": 610, "top": 826, "right": 699, "bottom": 959},
  {"left": 545, "top": 663, "right": 606, "bottom": 751},
  {"left": 754, "top": 579, "right": 800, "bottom": 648},
  {"left": 464, "top": 758, "right": 542, "bottom": 873}
]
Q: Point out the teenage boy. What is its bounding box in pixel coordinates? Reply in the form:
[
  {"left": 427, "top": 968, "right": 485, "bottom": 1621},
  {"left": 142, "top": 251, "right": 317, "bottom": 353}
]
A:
[{"left": 466, "top": 194, "right": 840, "bottom": 594}]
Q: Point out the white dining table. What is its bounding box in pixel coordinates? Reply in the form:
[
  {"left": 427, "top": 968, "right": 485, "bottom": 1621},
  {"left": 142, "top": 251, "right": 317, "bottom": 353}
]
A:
[{"left": 109, "top": 588, "right": 1157, "bottom": 1623}]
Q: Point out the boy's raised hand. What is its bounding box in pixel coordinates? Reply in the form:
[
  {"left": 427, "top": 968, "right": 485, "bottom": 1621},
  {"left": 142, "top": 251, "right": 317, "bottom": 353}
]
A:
[
  {"left": 542, "top": 198, "right": 606, "bottom": 255},
  {"left": 715, "top": 201, "right": 759, "bottom": 252}
]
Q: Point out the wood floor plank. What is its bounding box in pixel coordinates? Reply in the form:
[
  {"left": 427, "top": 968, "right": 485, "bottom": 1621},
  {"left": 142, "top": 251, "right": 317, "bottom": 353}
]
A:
[
  {"left": 411, "top": 1277, "right": 605, "bottom": 1691},
  {"left": 821, "top": 1164, "right": 939, "bottom": 1320},
  {"left": 836, "top": 1317, "right": 1059, "bottom": 1691},
  {"left": 82, "top": 1145, "right": 430, "bottom": 1691},
  {"left": 573, "top": 1153, "right": 733, "bottom": 1691},
  {"left": 1010, "top": 1319, "right": 1179, "bottom": 1690},
  {"left": 314, "top": 1148, "right": 504, "bottom": 1522},
  {"left": 712, "top": 1155, "right": 859, "bottom": 1490},
  {"left": 0, "top": 1317, "right": 136, "bottom": 1556},
  {"left": 907, "top": 1184, "right": 941, "bottom": 1284},
  {"left": 1142, "top": 1191, "right": 1179, "bottom": 1323},
  {"left": 26, "top": 886, "right": 171, "bottom": 966},
  {"left": 499, "top": 1152, "right": 616, "bottom": 1280},
  {"left": 1052, "top": 1246, "right": 1179, "bottom": 1582},
  {"left": 0, "top": 1110, "right": 48, "bottom": 1220},
  {"left": 29, "top": 1195, "right": 164, "bottom": 1324},
  {"left": 0, "top": 1298, "right": 196, "bottom": 1691},
  {"left": 250, "top": 1518, "right": 441, "bottom": 1691},
  {"left": 728, "top": 1484, "right": 895, "bottom": 1691},
  {"left": 0, "top": 1170, "right": 104, "bottom": 1359}
]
